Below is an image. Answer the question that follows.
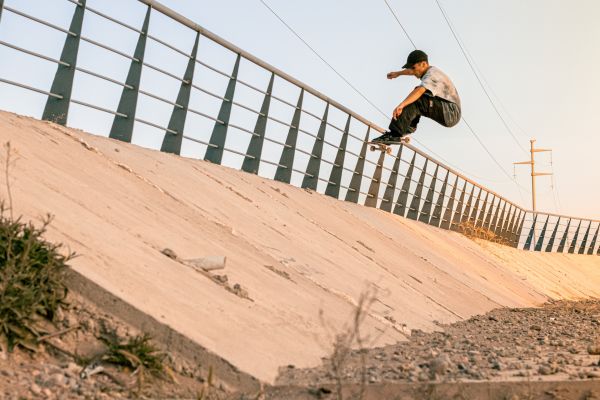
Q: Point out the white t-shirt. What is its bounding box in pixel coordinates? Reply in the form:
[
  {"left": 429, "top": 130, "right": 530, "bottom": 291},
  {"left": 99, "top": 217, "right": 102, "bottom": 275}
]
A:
[{"left": 419, "top": 66, "right": 461, "bottom": 108}]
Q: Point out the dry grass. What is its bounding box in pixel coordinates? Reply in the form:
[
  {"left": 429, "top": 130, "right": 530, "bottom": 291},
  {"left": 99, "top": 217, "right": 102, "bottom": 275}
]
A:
[{"left": 458, "top": 220, "right": 512, "bottom": 246}]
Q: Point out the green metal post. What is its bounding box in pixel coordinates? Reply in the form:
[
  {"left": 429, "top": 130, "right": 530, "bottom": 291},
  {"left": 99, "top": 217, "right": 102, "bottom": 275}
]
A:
[
  {"left": 345, "top": 128, "right": 370, "bottom": 204},
  {"left": 588, "top": 224, "right": 599, "bottom": 255},
  {"left": 407, "top": 159, "right": 428, "bottom": 220},
  {"left": 484, "top": 196, "right": 496, "bottom": 230},
  {"left": 379, "top": 146, "right": 403, "bottom": 213},
  {"left": 523, "top": 214, "right": 537, "bottom": 251},
  {"left": 451, "top": 181, "right": 467, "bottom": 231},
  {"left": 545, "top": 217, "right": 560, "bottom": 252},
  {"left": 504, "top": 206, "right": 518, "bottom": 242},
  {"left": 418, "top": 165, "right": 438, "bottom": 224},
  {"left": 325, "top": 115, "right": 351, "bottom": 199},
  {"left": 568, "top": 221, "right": 582, "bottom": 254},
  {"left": 476, "top": 192, "right": 489, "bottom": 227},
  {"left": 469, "top": 188, "right": 482, "bottom": 224},
  {"left": 274, "top": 89, "right": 303, "bottom": 183},
  {"left": 578, "top": 221, "right": 591, "bottom": 255},
  {"left": 500, "top": 205, "right": 513, "bottom": 241},
  {"left": 557, "top": 219, "right": 571, "bottom": 253},
  {"left": 42, "top": 0, "right": 86, "bottom": 125},
  {"left": 205, "top": 54, "right": 241, "bottom": 164},
  {"left": 534, "top": 215, "right": 549, "bottom": 251},
  {"left": 365, "top": 151, "right": 386, "bottom": 208},
  {"left": 461, "top": 186, "right": 475, "bottom": 223},
  {"left": 494, "top": 203, "right": 507, "bottom": 235},
  {"left": 441, "top": 176, "right": 458, "bottom": 230},
  {"left": 241, "top": 73, "right": 274, "bottom": 174},
  {"left": 430, "top": 171, "right": 449, "bottom": 228},
  {"left": 394, "top": 153, "right": 415, "bottom": 217},
  {"left": 302, "top": 104, "right": 329, "bottom": 190},
  {"left": 160, "top": 32, "right": 200, "bottom": 155},
  {"left": 513, "top": 211, "right": 526, "bottom": 248},
  {"left": 110, "top": 7, "right": 151, "bottom": 142}
]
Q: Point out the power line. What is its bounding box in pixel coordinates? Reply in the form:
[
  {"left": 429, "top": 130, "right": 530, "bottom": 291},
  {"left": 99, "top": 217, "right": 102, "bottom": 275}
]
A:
[
  {"left": 382, "top": 0, "right": 526, "bottom": 194},
  {"left": 257, "top": 0, "right": 525, "bottom": 193},
  {"left": 434, "top": 0, "right": 527, "bottom": 154},
  {"left": 257, "top": 0, "right": 386, "bottom": 122},
  {"left": 383, "top": 0, "right": 417, "bottom": 49}
]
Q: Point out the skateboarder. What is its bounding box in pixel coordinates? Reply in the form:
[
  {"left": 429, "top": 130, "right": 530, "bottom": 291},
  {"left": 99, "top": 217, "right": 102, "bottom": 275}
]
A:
[{"left": 372, "top": 50, "right": 461, "bottom": 143}]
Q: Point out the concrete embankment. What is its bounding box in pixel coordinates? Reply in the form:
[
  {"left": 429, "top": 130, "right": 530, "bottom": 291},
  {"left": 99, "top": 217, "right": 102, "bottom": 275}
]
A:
[{"left": 1, "top": 111, "right": 598, "bottom": 384}]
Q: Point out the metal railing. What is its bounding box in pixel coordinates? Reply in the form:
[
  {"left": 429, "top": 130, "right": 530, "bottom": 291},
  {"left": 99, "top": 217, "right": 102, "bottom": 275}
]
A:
[{"left": 0, "top": 0, "right": 597, "bottom": 256}]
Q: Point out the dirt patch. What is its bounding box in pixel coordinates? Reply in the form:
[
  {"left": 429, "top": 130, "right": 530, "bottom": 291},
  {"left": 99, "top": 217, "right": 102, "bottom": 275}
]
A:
[{"left": 0, "top": 291, "right": 229, "bottom": 399}]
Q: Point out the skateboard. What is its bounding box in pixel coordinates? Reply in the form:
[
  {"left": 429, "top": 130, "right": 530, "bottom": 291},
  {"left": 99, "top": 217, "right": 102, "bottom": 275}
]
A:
[{"left": 368, "top": 136, "right": 410, "bottom": 154}]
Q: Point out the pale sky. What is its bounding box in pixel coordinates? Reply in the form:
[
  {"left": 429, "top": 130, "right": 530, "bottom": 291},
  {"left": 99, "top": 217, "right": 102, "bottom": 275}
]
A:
[{"left": 0, "top": 0, "right": 598, "bottom": 219}]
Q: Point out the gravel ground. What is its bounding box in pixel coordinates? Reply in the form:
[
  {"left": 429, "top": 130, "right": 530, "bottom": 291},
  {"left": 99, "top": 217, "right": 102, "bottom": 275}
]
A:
[{"left": 276, "top": 299, "right": 600, "bottom": 387}]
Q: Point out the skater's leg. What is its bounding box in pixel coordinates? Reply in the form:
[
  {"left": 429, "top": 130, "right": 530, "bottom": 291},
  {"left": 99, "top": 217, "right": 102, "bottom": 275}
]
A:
[{"left": 388, "top": 96, "right": 429, "bottom": 136}]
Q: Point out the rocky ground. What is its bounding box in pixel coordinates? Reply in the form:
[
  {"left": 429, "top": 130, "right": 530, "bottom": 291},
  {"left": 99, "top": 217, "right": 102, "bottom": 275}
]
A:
[
  {"left": 3, "top": 296, "right": 600, "bottom": 399},
  {"left": 0, "top": 292, "right": 228, "bottom": 400},
  {"left": 274, "top": 299, "right": 600, "bottom": 397}
]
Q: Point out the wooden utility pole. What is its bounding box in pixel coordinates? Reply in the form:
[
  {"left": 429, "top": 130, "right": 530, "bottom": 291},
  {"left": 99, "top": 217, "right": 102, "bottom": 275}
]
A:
[{"left": 514, "top": 139, "right": 552, "bottom": 212}]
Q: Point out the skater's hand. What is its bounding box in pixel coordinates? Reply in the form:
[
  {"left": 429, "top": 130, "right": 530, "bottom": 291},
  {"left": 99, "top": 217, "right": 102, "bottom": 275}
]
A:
[
  {"left": 387, "top": 71, "right": 401, "bottom": 79},
  {"left": 393, "top": 105, "right": 404, "bottom": 119}
]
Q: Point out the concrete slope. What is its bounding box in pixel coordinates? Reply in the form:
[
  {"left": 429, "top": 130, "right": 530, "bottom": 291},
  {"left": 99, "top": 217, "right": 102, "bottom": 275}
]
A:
[{"left": 1, "top": 111, "right": 599, "bottom": 383}]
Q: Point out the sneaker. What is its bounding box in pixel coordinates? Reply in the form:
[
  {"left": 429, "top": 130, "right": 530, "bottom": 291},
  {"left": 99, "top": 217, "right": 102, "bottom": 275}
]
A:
[{"left": 372, "top": 131, "right": 398, "bottom": 143}]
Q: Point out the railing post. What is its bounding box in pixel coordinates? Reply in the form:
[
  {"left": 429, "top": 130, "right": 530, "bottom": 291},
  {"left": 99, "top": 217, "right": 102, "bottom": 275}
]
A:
[
  {"left": 407, "top": 159, "right": 428, "bottom": 220},
  {"left": 205, "top": 54, "right": 241, "bottom": 164},
  {"left": 110, "top": 7, "right": 151, "bottom": 142},
  {"left": 302, "top": 104, "right": 329, "bottom": 190},
  {"left": 418, "top": 165, "right": 438, "bottom": 224},
  {"left": 42, "top": 0, "right": 86, "bottom": 125},
  {"left": 379, "top": 145, "right": 403, "bottom": 212},
  {"left": 394, "top": 153, "right": 416, "bottom": 217},
  {"left": 500, "top": 205, "right": 514, "bottom": 241},
  {"left": 274, "top": 89, "right": 303, "bottom": 184},
  {"left": 476, "top": 192, "right": 489, "bottom": 227},
  {"left": 241, "top": 73, "right": 275, "bottom": 174},
  {"left": 534, "top": 215, "right": 549, "bottom": 251},
  {"left": 345, "top": 128, "right": 370, "bottom": 204},
  {"left": 523, "top": 214, "right": 537, "bottom": 251},
  {"left": 513, "top": 211, "right": 526, "bottom": 248},
  {"left": 484, "top": 195, "right": 496, "bottom": 230},
  {"left": 441, "top": 176, "right": 458, "bottom": 230},
  {"left": 430, "top": 171, "right": 449, "bottom": 228},
  {"left": 365, "top": 151, "right": 386, "bottom": 208},
  {"left": 451, "top": 181, "right": 467, "bottom": 231},
  {"left": 557, "top": 218, "right": 572, "bottom": 253},
  {"left": 461, "top": 186, "right": 475, "bottom": 223},
  {"left": 578, "top": 221, "right": 592, "bottom": 255},
  {"left": 469, "top": 188, "right": 482, "bottom": 224},
  {"left": 0, "top": 0, "right": 4, "bottom": 23},
  {"left": 588, "top": 224, "right": 599, "bottom": 255},
  {"left": 545, "top": 217, "right": 560, "bottom": 252},
  {"left": 494, "top": 202, "right": 507, "bottom": 236},
  {"left": 161, "top": 32, "right": 200, "bottom": 155},
  {"left": 325, "top": 115, "right": 351, "bottom": 199},
  {"left": 568, "top": 221, "right": 582, "bottom": 254}
]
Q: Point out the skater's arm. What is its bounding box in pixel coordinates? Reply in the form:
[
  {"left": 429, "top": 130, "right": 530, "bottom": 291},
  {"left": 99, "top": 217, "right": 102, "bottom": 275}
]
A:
[
  {"left": 387, "top": 69, "right": 415, "bottom": 79},
  {"left": 393, "top": 87, "right": 427, "bottom": 119}
]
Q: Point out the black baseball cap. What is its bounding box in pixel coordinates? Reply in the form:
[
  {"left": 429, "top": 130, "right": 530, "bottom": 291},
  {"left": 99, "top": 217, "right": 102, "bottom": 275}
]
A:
[{"left": 403, "top": 50, "right": 428, "bottom": 69}]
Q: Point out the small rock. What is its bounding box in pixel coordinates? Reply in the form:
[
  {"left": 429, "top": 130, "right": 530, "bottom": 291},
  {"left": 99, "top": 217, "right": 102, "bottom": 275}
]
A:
[
  {"left": 588, "top": 371, "right": 600, "bottom": 378},
  {"left": 30, "top": 383, "right": 42, "bottom": 395},
  {"left": 588, "top": 343, "right": 600, "bottom": 355},
  {"left": 530, "top": 325, "right": 542, "bottom": 331},
  {"left": 429, "top": 354, "right": 451, "bottom": 377},
  {"left": 538, "top": 365, "right": 555, "bottom": 375}
]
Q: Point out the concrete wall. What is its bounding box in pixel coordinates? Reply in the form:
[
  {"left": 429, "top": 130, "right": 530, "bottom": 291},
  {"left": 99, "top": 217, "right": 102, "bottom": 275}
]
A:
[{"left": 1, "top": 111, "right": 598, "bottom": 383}]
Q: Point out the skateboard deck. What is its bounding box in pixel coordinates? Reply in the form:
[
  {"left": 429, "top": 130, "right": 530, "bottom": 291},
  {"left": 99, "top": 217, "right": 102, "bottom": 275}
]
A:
[{"left": 368, "top": 136, "right": 410, "bottom": 154}]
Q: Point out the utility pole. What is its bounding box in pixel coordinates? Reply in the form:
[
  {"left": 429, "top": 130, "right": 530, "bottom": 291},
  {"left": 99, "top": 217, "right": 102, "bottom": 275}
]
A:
[{"left": 514, "top": 139, "right": 553, "bottom": 212}]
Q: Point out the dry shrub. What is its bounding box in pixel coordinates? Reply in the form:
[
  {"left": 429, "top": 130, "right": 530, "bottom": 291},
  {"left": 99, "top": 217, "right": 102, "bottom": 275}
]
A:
[
  {"left": 458, "top": 220, "right": 512, "bottom": 246},
  {"left": 0, "top": 204, "right": 73, "bottom": 352}
]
